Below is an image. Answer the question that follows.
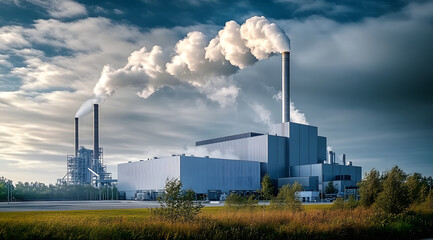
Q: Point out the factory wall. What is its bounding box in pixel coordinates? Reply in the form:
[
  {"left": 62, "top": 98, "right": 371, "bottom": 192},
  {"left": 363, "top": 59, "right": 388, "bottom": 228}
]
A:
[
  {"left": 267, "top": 135, "right": 289, "bottom": 178},
  {"left": 118, "top": 157, "right": 181, "bottom": 199},
  {"left": 201, "top": 134, "right": 289, "bottom": 179},
  {"left": 289, "top": 163, "right": 362, "bottom": 192},
  {"left": 289, "top": 123, "right": 319, "bottom": 167},
  {"left": 201, "top": 134, "right": 268, "bottom": 163},
  {"left": 317, "top": 136, "right": 327, "bottom": 163},
  {"left": 278, "top": 176, "right": 318, "bottom": 191},
  {"left": 180, "top": 156, "right": 260, "bottom": 193},
  {"left": 117, "top": 156, "right": 260, "bottom": 197}
]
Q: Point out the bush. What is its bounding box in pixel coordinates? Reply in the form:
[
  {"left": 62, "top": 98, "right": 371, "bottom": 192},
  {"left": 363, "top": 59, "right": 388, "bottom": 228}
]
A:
[
  {"left": 332, "top": 196, "right": 358, "bottom": 210},
  {"left": 332, "top": 198, "right": 345, "bottom": 210},
  {"left": 225, "top": 193, "right": 258, "bottom": 210},
  {"left": 346, "top": 195, "right": 359, "bottom": 209},
  {"left": 152, "top": 178, "right": 203, "bottom": 222},
  {"left": 270, "top": 182, "right": 303, "bottom": 211}
]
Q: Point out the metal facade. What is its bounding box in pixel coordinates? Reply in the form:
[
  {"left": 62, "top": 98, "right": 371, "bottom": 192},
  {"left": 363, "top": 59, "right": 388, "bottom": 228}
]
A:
[
  {"left": 201, "top": 135, "right": 269, "bottom": 163},
  {"left": 118, "top": 156, "right": 260, "bottom": 196}
]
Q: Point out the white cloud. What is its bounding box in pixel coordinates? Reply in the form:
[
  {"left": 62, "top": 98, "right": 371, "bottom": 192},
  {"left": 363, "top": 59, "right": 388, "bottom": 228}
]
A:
[
  {"left": 0, "top": 54, "right": 12, "bottom": 68},
  {"left": 26, "top": 0, "right": 87, "bottom": 18},
  {"left": 0, "top": 26, "right": 29, "bottom": 50}
]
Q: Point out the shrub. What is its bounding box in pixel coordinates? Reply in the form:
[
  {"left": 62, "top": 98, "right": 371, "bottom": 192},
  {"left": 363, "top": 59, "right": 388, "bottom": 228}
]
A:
[
  {"left": 346, "top": 195, "right": 359, "bottom": 209},
  {"left": 270, "top": 182, "right": 303, "bottom": 211},
  {"left": 225, "top": 193, "right": 258, "bottom": 210},
  {"left": 332, "top": 197, "right": 345, "bottom": 210},
  {"left": 152, "top": 178, "right": 203, "bottom": 222}
]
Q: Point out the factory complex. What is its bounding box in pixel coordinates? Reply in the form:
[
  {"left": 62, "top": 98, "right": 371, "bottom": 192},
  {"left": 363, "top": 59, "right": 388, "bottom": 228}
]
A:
[{"left": 117, "top": 51, "right": 362, "bottom": 201}]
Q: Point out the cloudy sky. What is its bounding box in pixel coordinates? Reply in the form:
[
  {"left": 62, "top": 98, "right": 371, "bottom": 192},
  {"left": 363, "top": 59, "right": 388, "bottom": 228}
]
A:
[{"left": 0, "top": 0, "right": 432, "bottom": 184}]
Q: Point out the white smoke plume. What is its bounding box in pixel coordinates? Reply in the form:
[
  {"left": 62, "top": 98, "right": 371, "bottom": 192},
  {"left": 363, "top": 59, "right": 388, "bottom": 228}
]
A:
[
  {"left": 251, "top": 103, "right": 273, "bottom": 131},
  {"left": 290, "top": 101, "right": 309, "bottom": 125},
  {"left": 75, "top": 16, "right": 290, "bottom": 118},
  {"left": 273, "top": 92, "right": 309, "bottom": 125}
]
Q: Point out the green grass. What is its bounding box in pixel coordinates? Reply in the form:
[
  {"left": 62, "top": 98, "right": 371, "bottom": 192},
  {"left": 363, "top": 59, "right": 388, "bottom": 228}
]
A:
[{"left": 0, "top": 205, "right": 431, "bottom": 240}]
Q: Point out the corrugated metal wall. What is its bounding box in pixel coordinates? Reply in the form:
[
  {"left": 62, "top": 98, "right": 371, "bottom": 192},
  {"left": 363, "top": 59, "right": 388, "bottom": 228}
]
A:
[
  {"left": 118, "top": 156, "right": 260, "bottom": 195},
  {"left": 201, "top": 135, "right": 269, "bottom": 163},
  {"left": 118, "top": 157, "right": 181, "bottom": 193},
  {"left": 180, "top": 156, "right": 260, "bottom": 193}
]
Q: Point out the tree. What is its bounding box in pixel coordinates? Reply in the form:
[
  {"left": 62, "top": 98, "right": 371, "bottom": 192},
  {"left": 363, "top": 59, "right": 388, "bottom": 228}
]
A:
[
  {"left": 0, "top": 177, "right": 7, "bottom": 200},
  {"left": 325, "top": 181, "right": 338, "bottom": 195},
  {"left": 270, "top": 182, "right": 303, "bottom": 211},
  {"left": 153, "top": 178, "right": 203, "bottom": 222},
  {"left": 405, "top": 172, "right": 428, "bottom": 204},
  {"left": 358, "top": 169, "right": 382, "bottom": 207},
  {"left": 258, "top": 174, "right": 274, "bottom": 200},
  {"left": 374, "top": 166, "right": 410, "bottom": 214}
]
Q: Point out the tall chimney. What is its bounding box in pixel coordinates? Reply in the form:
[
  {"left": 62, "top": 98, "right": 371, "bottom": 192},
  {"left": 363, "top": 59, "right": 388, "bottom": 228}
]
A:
[
  {"left": 282, "top": 51, "right": 290, "bottom": 123},
  {"left": 93, "top": 104, "right": 99, "bottom": 164},
  {"left": 342, "top": 154, "right": 346, "bottom": 166},
  {"left": 74, "top": 117, "right": 79, "bottom": 157},
  {"left": 328, "top": 151, "right": 333, "bottom": 164}
]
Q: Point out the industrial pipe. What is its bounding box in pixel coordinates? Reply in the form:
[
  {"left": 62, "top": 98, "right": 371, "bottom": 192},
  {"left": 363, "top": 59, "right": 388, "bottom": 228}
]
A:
[{"left": 282, "top": 51, "right": 290, "bottom": 123}]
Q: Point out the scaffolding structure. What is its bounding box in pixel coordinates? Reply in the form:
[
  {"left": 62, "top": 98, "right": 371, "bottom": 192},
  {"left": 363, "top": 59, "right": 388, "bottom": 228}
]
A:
[{"left": 66, "top": 146, "right": 113, "bottom": 187}]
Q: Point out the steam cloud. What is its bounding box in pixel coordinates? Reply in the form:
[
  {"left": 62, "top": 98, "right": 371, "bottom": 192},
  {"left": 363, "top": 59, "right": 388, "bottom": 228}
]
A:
[
  {"left": 272, "top": 92, "right": 309, "bottom": 125},
  {"left": 75, "top": 16, "right": 290, "bottom": 118}
]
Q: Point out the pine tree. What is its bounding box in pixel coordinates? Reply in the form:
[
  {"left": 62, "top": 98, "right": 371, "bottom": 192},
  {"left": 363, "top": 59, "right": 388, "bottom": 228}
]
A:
[{"left": 325, "top": 181, "right": 338, "bottom": 195}]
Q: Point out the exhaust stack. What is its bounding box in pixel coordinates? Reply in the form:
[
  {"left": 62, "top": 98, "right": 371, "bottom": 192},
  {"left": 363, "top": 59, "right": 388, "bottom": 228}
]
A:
[
  {"left": 342, "top": 154, "right": 346, "bottom": 166},
  {"left": 282, "top": 51, "right": 290, "bottom": 123},
  {"left": 74, "top": 117, "right": 79, "bottom": 157},
  {"left": 93, "top": 104, "right": 99, "bottom": 164}
]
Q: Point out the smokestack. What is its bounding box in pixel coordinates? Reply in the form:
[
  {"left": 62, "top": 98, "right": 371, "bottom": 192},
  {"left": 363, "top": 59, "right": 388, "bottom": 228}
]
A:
[
  {"left": 282, "top": 51, "right": 290, "bottom": 123},
  {"left": 329, "top": 151, "right": 333, "bottom": 164},
  {"left": 74, "top": 117, "right": 79, "bottom": 157},
  {"left": 343, "top": 154, "right": 346, "bottom": 166},
  {"left": 93, "top": 104, "right": 99, "bottom": 163}
]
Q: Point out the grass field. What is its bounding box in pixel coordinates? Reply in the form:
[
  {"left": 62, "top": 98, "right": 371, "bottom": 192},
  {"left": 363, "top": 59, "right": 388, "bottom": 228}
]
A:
[{"left": 0, "top": 204, "right": 432, "bottom": 240}]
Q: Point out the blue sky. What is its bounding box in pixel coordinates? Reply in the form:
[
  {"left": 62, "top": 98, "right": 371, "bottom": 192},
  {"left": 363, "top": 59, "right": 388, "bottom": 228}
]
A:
[{"left": 0, "top": 0, "right": 432, "bottom": 183}]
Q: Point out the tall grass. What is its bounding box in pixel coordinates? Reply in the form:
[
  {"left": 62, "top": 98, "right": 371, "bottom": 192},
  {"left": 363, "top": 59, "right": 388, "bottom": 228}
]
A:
[{"left": 0, "top": 206, "right": 432, "bottom": 240}]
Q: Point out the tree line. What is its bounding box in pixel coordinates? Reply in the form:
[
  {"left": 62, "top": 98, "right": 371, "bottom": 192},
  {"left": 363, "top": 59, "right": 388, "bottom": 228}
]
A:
[
  {"left": 0, "top": 177, "right": 119, "bottom": 201},
  {"left": 358, "top": 166, "right": 433, "bottom": 213}
]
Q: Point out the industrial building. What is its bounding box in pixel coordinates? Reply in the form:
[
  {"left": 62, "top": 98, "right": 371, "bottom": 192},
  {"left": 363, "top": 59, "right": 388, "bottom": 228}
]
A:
[
  {"left": 60, "top": 104, "right": 115, "bottom": 187},
  {"left": 118, "top": 50, "right": 362, "bottom": 201}
]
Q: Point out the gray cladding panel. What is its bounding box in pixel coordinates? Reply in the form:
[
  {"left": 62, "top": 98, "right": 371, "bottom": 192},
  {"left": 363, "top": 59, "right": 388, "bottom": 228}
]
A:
[
  {"left": 200, "top": 135, "right": 269, "bottom": 163},
  {"left": 308, "top": 127, "right": 318, "bottom": 164},
  {"left": 118, "top": 157, "right": 181, "bottom": 192},
  {"left": 300, "top": 124, "right": 309, "bottom": 165},
  {"left": 180, "top": 156, "right": 260, "bottom": 193},
  {"left": 317, "top": 136, "right": 327, "bottom": 163},
  {"left": 290, "top": 124, "right": 300, "bottom": 166}
]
